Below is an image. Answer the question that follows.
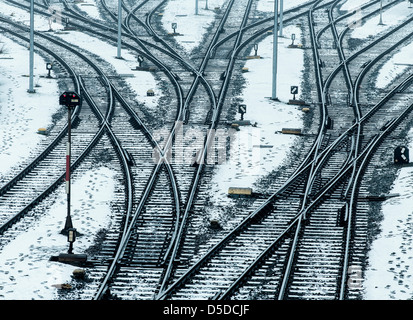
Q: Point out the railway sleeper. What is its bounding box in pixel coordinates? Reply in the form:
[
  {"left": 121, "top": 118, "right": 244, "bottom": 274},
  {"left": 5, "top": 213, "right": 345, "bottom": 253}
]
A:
[
  {"left": 301, "top": 227, "right": 344, "bottom": 235},
  {"left": 294, "top": 266, "right": 342, "bottom": 274},
  {"left": 294, "top": 261, "right": 343, "bottom": 269},
  {"left": 288, "top": 283, "right": 339, "bottom": 292},
  {"left": 296, "top": 248, "right": 343, "bottom": 255},
  {"left": 287, "top": 288, "right": 337, "bottom": 296}
]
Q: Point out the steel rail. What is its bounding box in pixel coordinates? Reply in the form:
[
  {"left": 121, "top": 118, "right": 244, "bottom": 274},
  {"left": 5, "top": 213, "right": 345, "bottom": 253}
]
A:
[
  {"left": 314, "top": 0, "right": 393, "bottom": 47},
  {"left": 11, "top": 0, "right": 410, "bottom": 300},
  {"left": 308, "top": 11, "right": 413, "bottom": 200},
  {"left": 341, "top": 15, "right": 413, "bottom": 200},
  {"left": 328, "top": 0, "right": 354, "bottom": 106},
  {"left": 278, "top": 0, "right": 413, "bottom": 299},
  {"left": 210, "top": 0, "right": 319, "bottom": 57},
  {"left": 212, "top": 0, "right": 413, "bottom": 300},
  {"left": 340, "top": 97, "right": 413, "bottom": 299},
  {"left": 0, "top": 45, "right": 125, "bottom": 240},
  {"left": 96, "top": 0, "right": 408, "bottom": 298},
  {"left": 154, "top": 0, "right": 413, "bottom": 300},
  {"left": 42, "top": 11, "right": 182, "bottom": 299},
  {"left": 158, "top": 100, "right": 393, "bottom": 300},
  {"left": 276, "top": 0, "right": 331, "bottom": 299},
  {"left": 284, "top": 0, "right": 413, "bottom": 209},
  {"left": 15, "top": 0, "right": 186, "bottom": 123},
  {"left": 0, "top": 21, "right": 80, "bottom": 198},
  {"left": 338, "top": 22, "right": 413, "bottom": 296},
  {"left": 156, "top": 0, "right": 274, "bottom": 299},
  {"left": 90, "top": 0, "right": 216, "bottom": 299},
  {"left": 155, "top": 0, "right": 241, "bottom": 296},
  {"left": 155, "top": 0, "right": 335, "bottom": 299},
  {"left": 333, "top": 0, "right": 402, "bottom": 202},
  {"left": 0, "top": 15, "right": 141, "bottom": 273},
  {"left": 38, "top": 0, "right": 188, "bottom": 299}
]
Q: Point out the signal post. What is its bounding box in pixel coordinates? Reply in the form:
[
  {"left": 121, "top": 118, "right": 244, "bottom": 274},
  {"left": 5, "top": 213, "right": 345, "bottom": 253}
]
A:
[
  {"left": 59, "top": 92, "right": 81, "bottom": 236},
  {"left": 50, "top": 92, "right": 88, "bottom": 266}
]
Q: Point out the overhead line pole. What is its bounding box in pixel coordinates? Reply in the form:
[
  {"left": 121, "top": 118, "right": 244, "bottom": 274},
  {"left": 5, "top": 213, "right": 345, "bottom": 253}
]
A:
[
  {"left": 379, "top": 0, "right": 384, "bottom": 25},
  {"left": 279, "top": 0, "right": 284, "bottom": 37},
  {"left": 117, "top": 0, "right": 122, "bottom": 58},
  {"left": 272, "top": 0, "right": 279, "bottom": 100},
  {"left": 28, "top": 0, "right": 35, "bottom": 93}
]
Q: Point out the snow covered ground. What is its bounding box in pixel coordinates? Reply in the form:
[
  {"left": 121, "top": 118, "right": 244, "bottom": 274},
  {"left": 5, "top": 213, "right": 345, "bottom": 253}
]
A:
[
  {"left": 0, "top": 35, "right": 60, "bottom": 176},
  {"left": 0, "top": 167, "right": 115, "bottom": 299},
  {"left": 375, "top": 41, "right": 413, "bottom": 89},
  {"left": 0, "top": 6, "right": 119, "bottom": 298},
  {"left": 205, "top": 24, "right": 304, "bottom": 214},
  {"left": 350, "top": 0, "right": 413, "bottom": 300},
  {"left": 0, "top": 0, "right": 305, "bottom": 299},
  {"left": 349, "top": 0, "right": 413, "bottom": 39},
  {"left": 0, "top": 0, "right": 412, "bottom": 300},
  {"left": 363, "top": 132, "right": 413, "bottom": 299},
  {"left": 161, "top": 0, "right": 226, "bottom": 52},
  {"left": 0, "top": 0, "right": 129, "bottom": 299}
]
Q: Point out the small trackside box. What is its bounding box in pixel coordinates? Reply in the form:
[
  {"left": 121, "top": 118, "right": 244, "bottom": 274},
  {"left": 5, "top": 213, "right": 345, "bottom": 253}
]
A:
[{"left": 228, "top": 187, "right": 252, "bottom": 198}]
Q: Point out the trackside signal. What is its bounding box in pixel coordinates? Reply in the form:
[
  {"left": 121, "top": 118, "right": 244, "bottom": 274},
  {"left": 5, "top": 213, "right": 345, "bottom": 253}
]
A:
[
  {"left": 394, "top": 146, "right": 409, "bottom": 164},
  {"left": 59, "top": 91, "right": 81, "bottom": 108}
]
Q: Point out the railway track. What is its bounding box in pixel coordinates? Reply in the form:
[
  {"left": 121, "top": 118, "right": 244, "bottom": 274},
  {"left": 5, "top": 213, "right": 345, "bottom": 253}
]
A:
[
  {"left": 0, "top": 18, "right": 106, "bottom": 235},
  {"left": 1, "top": 0, "right": 413, "bottom": 301},
  {"left": 155, "top": 0, "right": 413, "bottom": 300},
  {"left": 0, "top": 0, "right": 182, "bottom": 286},
  {"left": 70, "top": 0, "right": 318, "bottom": 299}
]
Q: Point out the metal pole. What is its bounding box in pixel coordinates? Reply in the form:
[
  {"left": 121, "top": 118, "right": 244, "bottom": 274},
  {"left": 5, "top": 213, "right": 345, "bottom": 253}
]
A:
[
  {"left": 28, "top": 0, "right": 35, "bottom": 93},
  {"left": 279, "top": 0, "right": 284, "bottom": 37},
  {"left": 272, "top": 0, "right": 279, "bottom": 100},
  {"left": 195, "top": 0, "right": 199, "bottom": 15},
  {"left": 63, "top": 106, "right": 73, "bottom": 233},
  {"left": 117, "top": 0, "right": 122, "bottom": 58},
  {"left": 379, "top": 0, "right": 383, "bottom": 25}
]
